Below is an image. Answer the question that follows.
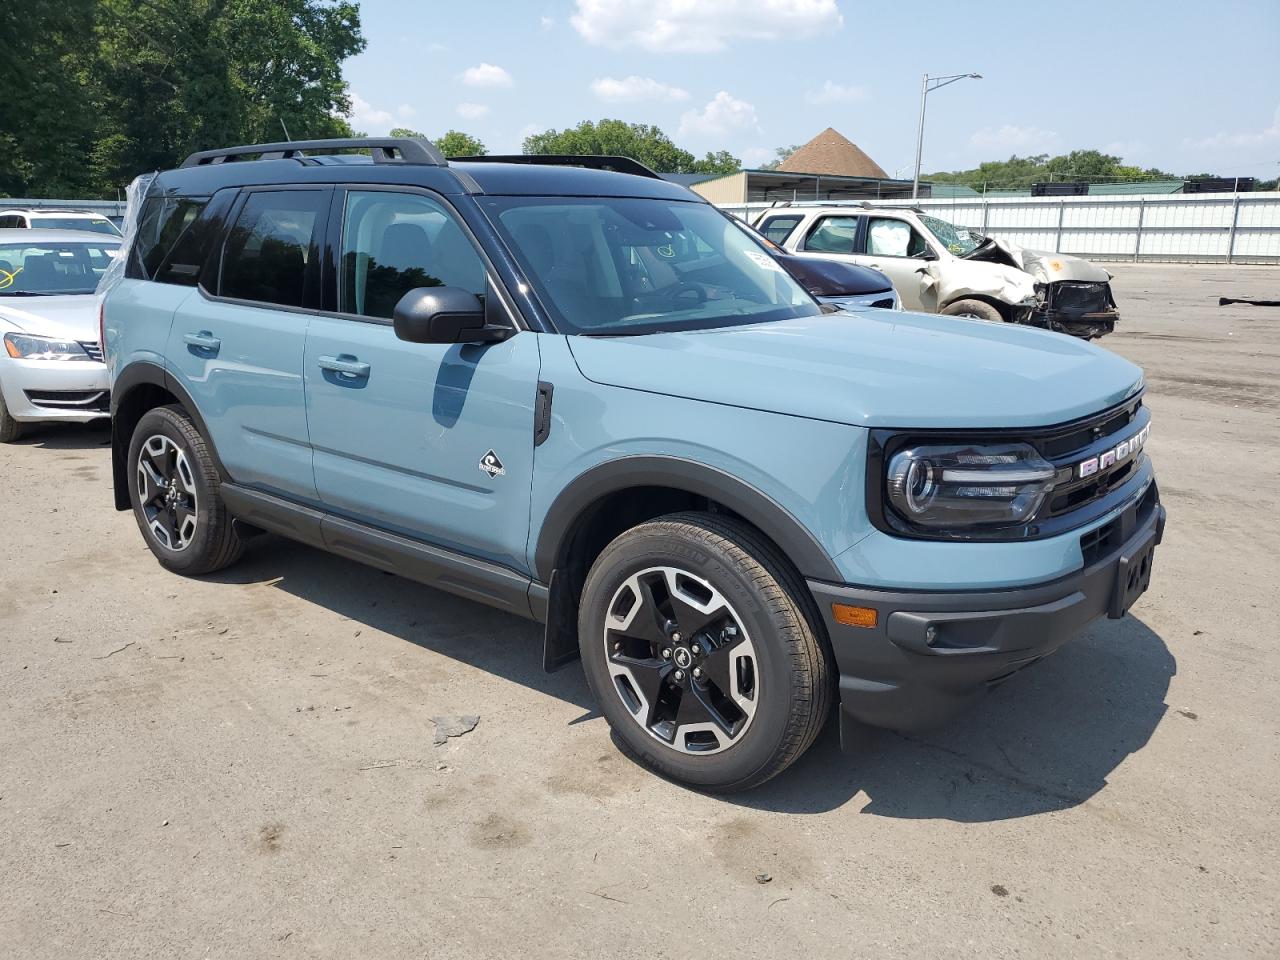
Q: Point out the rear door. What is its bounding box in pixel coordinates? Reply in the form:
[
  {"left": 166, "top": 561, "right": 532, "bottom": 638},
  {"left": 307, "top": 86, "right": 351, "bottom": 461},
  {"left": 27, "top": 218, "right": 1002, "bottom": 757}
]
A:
[
  {"left": 797, "top": 214, "right": 864, "bottom": 260},
  {"left": 303, "top": 186, "right": 540, "bottom": 572},
  {"left": 166, "top": 186, "right": 331, "bottom": 500}
]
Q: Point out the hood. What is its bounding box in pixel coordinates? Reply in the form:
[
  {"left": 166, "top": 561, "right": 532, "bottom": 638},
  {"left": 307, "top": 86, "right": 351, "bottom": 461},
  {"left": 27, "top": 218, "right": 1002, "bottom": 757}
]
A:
[
  {"left": 568, "top": 311, "right": 1143, "bottom": 430},
  {"left": 777, "top": 254, "right": 893, "bottom": 296},
  {"left": 966, "top": 238, "right": 1112, "bottom": 283},
  {"left": 0, "top": 294, "right": 101, "bottom": 340}
]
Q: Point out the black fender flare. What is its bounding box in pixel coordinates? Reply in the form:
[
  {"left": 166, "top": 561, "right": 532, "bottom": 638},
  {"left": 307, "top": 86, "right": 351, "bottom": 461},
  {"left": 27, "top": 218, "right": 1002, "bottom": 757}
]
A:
[
  {"left": 111, "top": 361, "right": 227, "bottom": 509},
  {"left": 532, "top": 455, "right": 842, "bottom": 583}
]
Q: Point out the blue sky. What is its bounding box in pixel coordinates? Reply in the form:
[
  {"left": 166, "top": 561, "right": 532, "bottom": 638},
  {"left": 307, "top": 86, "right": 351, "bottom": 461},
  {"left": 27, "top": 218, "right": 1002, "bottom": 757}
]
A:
[{"left": 343, "top": 0, "right": 1280, "bottom": 178}]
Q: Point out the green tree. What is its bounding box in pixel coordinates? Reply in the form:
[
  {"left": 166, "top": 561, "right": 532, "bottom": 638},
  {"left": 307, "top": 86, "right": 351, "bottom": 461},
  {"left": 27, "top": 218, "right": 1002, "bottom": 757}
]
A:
[
  {"left": 389, "top": 127, "right": 427, "bottom": 139},
  {"left": 523, "top": 119, "right": 738, "bottom": 174},
  {"left": 924, "top": 149, "right": 1180, "bottom": 191},
  {"left": 433, "top": 130, "right": 487, "bottom": 157},
  {"left": 759, "top": 145, "right": 802, "bottom": 171},
  {"left": 1, "top": 0, "right": 365, "bottom": 198}
]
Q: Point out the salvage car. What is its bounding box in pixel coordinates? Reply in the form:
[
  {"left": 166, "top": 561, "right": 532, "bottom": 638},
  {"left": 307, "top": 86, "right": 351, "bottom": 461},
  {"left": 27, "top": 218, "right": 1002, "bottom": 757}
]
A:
[
  {"left": 0, "top": 229, "right": 118, "bottom": 441},
  {"left": 103, "top": 140, "right": 1162, "bottom": 791},
  {"left": 756, "top": 204, "right": 1120, "bottom": 338}
]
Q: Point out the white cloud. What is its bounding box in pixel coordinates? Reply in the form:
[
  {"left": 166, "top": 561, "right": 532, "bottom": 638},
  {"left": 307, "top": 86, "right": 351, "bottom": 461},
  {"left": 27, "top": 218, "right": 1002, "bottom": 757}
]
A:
[
  {"left": 970, "top": 124, "right": 1060, "bottom": 150},
  {"left": 541, "top": 15, "right": 554, "bottom": 29},
  {"left": 349, "top": 92, "right": 394, "bottom": 133},
  {"left": 804, "top": 80, "right": 868, "bottom": 105},
  {"left": 1183, "top": 104, "right": 1280, "bottom": 149},
  {"left": 457, "top": 102, "right": 491, "bottom": 120},
  {"left": 591, "top": 75, "right": 690, "bottom": 103},
  {"left": 460, "top": 63, "right": 513, "bottom": 88},
  {"left": 678, "top": 91, "right": 760, "bottom": 139},
  {"left": 571, "top": 0, "right": 841, "bottom": 53}
]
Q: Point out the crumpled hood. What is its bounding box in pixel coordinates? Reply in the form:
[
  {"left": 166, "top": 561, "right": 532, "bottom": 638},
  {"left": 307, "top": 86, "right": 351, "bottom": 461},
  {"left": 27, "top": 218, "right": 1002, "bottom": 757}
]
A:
[
  {"left": 0, "top": 295, "right": 100, "bottom": 340},
  {"left": 977, "top": 239, "right": 1112, "bottom": 283},
  {"left": 568, "top": 311, "right": 1143, "bottom": 429}
]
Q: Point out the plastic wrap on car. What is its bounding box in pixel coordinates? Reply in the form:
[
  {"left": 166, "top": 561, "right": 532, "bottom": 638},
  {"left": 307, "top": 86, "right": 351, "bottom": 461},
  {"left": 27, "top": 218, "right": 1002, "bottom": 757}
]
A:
[{"left": 95, "top": 172, "right": 156, "bottom": 298}]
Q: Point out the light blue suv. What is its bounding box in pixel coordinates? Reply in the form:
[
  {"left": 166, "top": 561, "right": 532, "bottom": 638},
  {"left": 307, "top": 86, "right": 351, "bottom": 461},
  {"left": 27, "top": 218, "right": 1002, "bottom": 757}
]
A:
[{"left": 103, "top": 138, "right": 1164, "bottom": 790}]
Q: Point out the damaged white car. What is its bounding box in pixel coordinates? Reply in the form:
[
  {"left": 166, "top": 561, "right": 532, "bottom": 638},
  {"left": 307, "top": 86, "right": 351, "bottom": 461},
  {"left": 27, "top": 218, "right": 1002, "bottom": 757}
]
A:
[{"left": 754, "top": 204, "right": 1119, "bottom": 339}]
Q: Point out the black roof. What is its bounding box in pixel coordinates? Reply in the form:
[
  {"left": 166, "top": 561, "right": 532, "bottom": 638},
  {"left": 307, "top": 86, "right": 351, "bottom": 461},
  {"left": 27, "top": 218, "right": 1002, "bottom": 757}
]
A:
[{"left": 153, "top": 144, "right": 701, "bottom": 203}]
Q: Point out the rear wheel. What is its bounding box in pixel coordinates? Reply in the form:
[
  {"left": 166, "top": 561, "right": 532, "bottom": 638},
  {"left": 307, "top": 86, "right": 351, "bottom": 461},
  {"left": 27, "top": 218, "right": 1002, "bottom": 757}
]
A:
[
  {"left": 128, "top": 405, "right": 244, "bottom": 575},
  {"left": 578, "top": 512, "right": 832, "bottom": 791},
  {"left": 0, "top": 386, "right": 26, "bottom": 443},
  {"left": 941, "top": 298, "right": 1004, "bottom": 323}
]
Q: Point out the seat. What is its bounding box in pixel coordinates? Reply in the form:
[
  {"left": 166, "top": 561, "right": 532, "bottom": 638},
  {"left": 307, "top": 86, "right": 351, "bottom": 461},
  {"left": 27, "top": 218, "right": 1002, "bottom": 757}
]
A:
[{"left": 363, "top": 222, "right": 432, "bottom": 318}]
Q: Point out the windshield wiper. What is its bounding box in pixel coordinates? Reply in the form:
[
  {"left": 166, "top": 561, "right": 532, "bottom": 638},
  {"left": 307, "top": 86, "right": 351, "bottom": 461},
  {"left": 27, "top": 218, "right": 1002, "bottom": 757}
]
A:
[{"left": 0, "top": 290, "right": 57, "bottom": 296}]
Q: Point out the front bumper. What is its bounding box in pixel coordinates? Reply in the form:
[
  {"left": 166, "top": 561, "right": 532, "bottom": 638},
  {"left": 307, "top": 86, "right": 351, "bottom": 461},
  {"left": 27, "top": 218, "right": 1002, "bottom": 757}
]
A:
[
  {"left": 0, "top": 356, "right": 109, "bottom": 422},
  {"left": 809, "top": 486, "right": 1164, "bottom": 732},
  {"left": 820, "top": 290, "right": 900, "bottom": 312}
]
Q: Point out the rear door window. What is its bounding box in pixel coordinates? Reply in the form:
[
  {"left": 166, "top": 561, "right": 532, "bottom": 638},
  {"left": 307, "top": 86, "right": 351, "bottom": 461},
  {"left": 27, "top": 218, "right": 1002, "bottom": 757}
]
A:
[
  {"left": 219, "top": 190, "right": 328, "bottom": 308},
  {"left": 803, "top": 215, "right": 862, "bottom": 254}
]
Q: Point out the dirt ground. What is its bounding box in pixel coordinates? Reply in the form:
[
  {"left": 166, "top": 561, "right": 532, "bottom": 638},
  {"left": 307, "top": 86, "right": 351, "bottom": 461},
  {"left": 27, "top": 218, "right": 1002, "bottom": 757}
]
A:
[{"left": 1, "top": 263, "right": 1277, "bottom": 959}]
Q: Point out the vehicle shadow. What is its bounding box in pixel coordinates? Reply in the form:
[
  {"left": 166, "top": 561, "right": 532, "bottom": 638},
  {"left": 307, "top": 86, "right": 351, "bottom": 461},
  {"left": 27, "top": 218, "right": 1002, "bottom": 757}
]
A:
[
  {"left": 207, "top": 535, "right": 595, "bottom": 712},
  {"left": 728, "top": 615, "right": 1175, "bottom": 821},
  {"left": 13, "top": 419, "right": 111, "bottom": 449}
]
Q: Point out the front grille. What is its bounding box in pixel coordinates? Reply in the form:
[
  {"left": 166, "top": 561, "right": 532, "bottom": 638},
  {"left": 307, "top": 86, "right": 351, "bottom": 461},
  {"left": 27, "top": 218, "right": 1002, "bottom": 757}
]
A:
[
  {"left": 1049, "top": 281, "right": 1111, "bottom": 313},
  {"left": 78, "top": 341, "right": 103, "bottom": 362},
  {"left": 1080, "top": 482, "right": 1158, "bottom": 566},
  {"left": 25, "top": 389, "right": 110, "bottom": 412}
]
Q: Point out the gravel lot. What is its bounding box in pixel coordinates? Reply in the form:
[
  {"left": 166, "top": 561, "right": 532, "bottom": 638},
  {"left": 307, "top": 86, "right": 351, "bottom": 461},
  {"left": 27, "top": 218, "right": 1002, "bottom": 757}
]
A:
[{"left": 2, "top": 263, "right": 1277, "bottom": 959}]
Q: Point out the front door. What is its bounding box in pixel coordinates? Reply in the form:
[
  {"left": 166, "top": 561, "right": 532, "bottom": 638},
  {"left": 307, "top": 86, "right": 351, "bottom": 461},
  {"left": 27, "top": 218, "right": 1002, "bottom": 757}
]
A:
[
  {"left": 303, "top": 188, "right": 540, "bottom": 573},
  {"left": 857, "top": 216, "right": 938, "bottom": 312}
]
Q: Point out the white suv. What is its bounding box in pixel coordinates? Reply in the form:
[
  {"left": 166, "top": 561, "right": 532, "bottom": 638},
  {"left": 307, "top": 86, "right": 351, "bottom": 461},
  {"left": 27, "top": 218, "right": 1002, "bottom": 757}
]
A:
[
  {"left": 0, "top": 208, "right": 123, "bottom": 238},
  {"left": 755, "top": 204, "right": 1120, "bottom": 339}
]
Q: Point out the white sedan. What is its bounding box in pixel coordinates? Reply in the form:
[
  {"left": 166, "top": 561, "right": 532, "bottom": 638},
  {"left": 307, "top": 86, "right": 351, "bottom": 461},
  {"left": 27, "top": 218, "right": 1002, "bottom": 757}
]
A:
[{"left": 0, "top": 229, "right": 120, "bottom": 441}]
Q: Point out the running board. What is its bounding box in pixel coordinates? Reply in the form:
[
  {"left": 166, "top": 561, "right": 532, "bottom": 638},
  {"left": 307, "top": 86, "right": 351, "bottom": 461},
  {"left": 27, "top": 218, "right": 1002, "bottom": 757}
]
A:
[{"left": 219, "top": 484, "right": 539, "bottom": 620}]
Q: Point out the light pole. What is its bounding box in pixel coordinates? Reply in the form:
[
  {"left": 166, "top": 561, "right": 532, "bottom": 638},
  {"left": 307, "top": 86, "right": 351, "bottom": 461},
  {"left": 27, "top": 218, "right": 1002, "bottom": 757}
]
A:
[{"left": 912, "top": 72, "right": 982, "bottom": 199}]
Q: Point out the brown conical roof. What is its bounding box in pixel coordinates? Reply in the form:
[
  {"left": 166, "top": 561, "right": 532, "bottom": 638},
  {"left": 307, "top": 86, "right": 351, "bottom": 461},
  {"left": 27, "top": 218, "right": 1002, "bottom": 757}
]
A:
[{"left": 776, "top": 127, "right": 888, "bottom": 179}]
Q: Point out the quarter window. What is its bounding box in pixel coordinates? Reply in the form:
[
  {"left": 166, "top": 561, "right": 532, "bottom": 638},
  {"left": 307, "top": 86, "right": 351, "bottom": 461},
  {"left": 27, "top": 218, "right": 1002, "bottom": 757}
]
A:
[
  {"left": 339, "top": 190, "right": 485, "bottom": 319},
  {"left": 220, "top": 191, "right": 327, "bottom": 307},
  {"left": 131, "top": 198, "right": 208, "bottom": 283},
  {"left": 759, "top": 215, "right": 803, "bottom": 245},
  {"left": 803, "top": 215, "right": 861, "bottom": 254}
]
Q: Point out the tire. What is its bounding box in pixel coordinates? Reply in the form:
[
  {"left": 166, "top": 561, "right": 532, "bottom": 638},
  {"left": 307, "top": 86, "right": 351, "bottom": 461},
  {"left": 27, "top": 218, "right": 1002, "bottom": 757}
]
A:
[
  {"left": 578, "top": 511, "right": 832, "bottom": 792},
  {"left": 0, "top": 386, "right": 26, "bottom": 443},
  {"left": 941, "top": 298, "right": 1004, "bottom": 323},
  {"left": 127, "top": 404, "right": 244, "bottom": 575}
]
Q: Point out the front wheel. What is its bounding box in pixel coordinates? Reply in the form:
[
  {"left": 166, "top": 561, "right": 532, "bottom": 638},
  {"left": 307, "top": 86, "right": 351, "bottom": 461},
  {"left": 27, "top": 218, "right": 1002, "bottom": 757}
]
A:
[
  {"left": 0, "top": 386, "right": 26, "bottom": 443},
  {"left": 127, "top": 405, "right": 244, "bottom": 575},
  {"left": 941, "top": 298, "right": 1004, "bottom": 323},
  {"left": 578, "top": 513, "right": 832, "bottom": 791}
]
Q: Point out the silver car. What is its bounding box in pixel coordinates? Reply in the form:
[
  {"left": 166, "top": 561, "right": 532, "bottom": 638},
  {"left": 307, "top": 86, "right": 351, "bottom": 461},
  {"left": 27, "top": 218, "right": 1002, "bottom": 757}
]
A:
[{"left": 0, "top": 229, "right": 120, "bottom": 441}]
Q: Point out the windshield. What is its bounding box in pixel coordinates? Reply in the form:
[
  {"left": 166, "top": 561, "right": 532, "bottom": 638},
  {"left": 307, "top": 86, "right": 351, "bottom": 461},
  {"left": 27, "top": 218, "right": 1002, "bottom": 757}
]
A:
[
  {"left": 481, "top": 197, "right": 821, "bottom": 335},
  {"left": 33, "top": 217, "right": 122, "bottom": 236},
  {"left": 919, "top": 214, "right": 986, "bottom": 257},
  {"left": 0, "top": 241, "right": 121, "bottom": 295}
]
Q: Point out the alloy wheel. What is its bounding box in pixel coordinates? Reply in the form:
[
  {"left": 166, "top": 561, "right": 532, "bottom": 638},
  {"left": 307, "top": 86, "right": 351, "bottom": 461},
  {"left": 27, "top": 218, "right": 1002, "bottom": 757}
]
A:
[
  {"left": 603, "top": 566, "right": 758, "bottom": 754},
  {"left": 136, "top": 435, "right": 198, "bottom": 551}
]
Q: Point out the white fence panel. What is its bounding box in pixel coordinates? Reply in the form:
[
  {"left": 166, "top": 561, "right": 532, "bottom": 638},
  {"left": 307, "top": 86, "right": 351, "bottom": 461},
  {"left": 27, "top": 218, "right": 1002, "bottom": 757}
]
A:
[{"left": 720, "top": 192, "right": 1280, "bottom": 264}]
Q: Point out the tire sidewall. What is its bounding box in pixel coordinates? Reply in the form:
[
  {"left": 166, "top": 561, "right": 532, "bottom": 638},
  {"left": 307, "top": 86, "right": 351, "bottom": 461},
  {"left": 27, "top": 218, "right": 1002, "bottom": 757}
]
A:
[
  {"left": 579, "top": 526, "right": 798, "bottom": 790},
  {"left": 127, "top": 407, "right": 221, "bottom": 573}
]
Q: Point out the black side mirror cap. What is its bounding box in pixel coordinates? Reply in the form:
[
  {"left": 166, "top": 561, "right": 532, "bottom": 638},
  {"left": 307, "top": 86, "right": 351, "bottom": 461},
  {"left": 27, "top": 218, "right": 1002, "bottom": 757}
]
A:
[{"left": 392, "top": 286, "right": 512, "bottom": 344}]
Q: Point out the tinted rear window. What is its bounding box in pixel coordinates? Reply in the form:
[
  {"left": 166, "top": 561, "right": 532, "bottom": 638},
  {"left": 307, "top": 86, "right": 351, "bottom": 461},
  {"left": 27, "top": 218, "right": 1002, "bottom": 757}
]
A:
[
  {"left": 131, "top": 198, "right": 208, "bottom": 281},
  {"left": 219, "top": 190, "right": 327, "bottom": 308}
]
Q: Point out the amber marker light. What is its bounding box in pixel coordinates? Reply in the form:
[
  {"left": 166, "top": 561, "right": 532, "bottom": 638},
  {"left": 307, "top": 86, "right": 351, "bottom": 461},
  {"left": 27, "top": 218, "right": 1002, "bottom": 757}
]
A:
[{"left": 832, "top": 604, "right": 878, "bottom": 628}]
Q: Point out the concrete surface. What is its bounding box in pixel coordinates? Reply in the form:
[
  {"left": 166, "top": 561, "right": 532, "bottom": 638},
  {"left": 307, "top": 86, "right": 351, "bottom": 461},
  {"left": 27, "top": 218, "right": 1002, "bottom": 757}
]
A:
[{"left": 1, "top": 264, "right": 1277, "bottom": 959}]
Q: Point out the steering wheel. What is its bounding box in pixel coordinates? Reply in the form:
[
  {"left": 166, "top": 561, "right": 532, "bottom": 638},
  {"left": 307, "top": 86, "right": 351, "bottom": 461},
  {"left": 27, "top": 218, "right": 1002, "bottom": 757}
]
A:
[{"left": 660, "top": 282, "right": 707, "bottom": 305}]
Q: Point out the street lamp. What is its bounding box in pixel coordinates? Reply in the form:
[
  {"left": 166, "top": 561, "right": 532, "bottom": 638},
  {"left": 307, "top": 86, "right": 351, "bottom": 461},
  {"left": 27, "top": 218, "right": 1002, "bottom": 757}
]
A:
[{"left": 912, "top": 72, "right": 982, "bottom": 199}]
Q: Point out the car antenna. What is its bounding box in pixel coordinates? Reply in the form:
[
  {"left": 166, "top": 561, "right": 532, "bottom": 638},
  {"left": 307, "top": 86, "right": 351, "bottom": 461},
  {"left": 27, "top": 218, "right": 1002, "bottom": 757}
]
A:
[{"left": 279, "top": 117, "right": 293, "bottom": 141}]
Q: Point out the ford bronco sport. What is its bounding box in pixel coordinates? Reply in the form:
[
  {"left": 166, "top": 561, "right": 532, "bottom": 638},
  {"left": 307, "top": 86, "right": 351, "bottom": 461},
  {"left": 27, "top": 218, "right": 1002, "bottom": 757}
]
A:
[{"left": 103, "top": 138, "right": 1164, "bottom": 791}]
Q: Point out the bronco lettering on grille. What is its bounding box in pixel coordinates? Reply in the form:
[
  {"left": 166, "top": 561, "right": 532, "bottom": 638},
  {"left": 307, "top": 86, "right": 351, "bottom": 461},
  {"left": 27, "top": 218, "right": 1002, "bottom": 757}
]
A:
[{"left": 1077, "top": 424, "right": 1149, "bottom": 479}]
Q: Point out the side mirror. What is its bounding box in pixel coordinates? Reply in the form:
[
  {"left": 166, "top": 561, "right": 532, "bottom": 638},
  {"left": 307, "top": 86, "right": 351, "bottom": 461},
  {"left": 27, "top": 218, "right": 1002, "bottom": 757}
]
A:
[
  {"left": 917, "top": 249, "right": 939, "bottom": 262},
  {"left": 392, "top": 287, "right": 510, "bottom": 344}
]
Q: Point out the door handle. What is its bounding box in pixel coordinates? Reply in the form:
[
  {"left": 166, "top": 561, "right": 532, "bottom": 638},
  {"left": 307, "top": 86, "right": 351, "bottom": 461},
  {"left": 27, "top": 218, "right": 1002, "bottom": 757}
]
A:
[
  {"left": 317, "top": 355, "right": 371, "bottom": 379},
  {"left": 183, "top": 331, "right": 221, "bottom": 352},
  {"left": 868, "top": 263, "right": 882, "bottom": 270}
]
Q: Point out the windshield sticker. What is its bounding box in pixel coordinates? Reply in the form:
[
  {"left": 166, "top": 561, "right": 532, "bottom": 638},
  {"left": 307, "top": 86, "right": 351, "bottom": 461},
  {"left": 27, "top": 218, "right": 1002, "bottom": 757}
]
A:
[
  {"left": 0, "top": 267, "right": 21, "bottom": 290},
  {"left": 744, "top": 250, "right": 784, "bottom": 273}
]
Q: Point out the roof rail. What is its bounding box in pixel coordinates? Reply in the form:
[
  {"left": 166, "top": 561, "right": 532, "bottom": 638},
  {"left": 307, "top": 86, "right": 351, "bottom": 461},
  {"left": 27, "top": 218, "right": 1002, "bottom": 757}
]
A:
[
  {"left": 450, "top": 154, "right": 663, "bottom": 181},
  {"left": 180, "top": 137, "right": 447, "bottom": 168}
]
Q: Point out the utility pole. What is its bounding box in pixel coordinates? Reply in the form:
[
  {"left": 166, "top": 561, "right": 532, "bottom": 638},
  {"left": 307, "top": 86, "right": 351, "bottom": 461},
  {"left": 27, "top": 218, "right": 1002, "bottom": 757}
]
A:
[{"left": 912, "top": 72, "right": 982, "bottom": 199}]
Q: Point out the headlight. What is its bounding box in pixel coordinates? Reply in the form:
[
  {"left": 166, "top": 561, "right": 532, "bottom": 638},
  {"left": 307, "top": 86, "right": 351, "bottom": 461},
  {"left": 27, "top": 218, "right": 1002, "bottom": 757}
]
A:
[
  {"left": 886, "top": 442, "right": 1055, "bottom": 530},
  {"left": 3, "top": 332, "right": 92, "bottom": 361}
]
